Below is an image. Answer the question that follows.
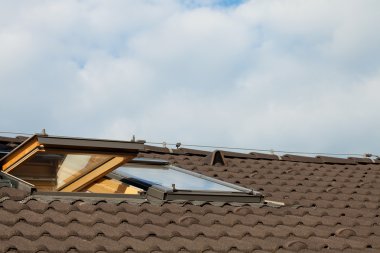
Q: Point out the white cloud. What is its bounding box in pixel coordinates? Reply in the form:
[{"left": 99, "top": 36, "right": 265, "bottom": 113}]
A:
[{"left": 0, "top": 0, "right": 379, "bottom": 155}]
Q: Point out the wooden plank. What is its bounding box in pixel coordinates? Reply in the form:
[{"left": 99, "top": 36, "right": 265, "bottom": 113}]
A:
[
  {"left": 2, "top": 136, "right": 41, "bottom": 170},
  {"left": 85, "top": 178, "right": 140, "bottom": 194},
  {"left": 2, "top": 139, "right": 42, "bottom": 172}
]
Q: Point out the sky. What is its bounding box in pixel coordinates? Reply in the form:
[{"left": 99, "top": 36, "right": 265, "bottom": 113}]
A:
[{"left": 0, "top": 0, "right": 380, "bottom": 156}]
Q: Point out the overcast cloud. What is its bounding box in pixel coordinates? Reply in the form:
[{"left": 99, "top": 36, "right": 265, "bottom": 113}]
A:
[{"left": 0, "top": 0, "right": 380, "bottom": 155}]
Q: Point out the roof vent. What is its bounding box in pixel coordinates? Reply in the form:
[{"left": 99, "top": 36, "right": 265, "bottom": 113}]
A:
[{"left": 206, "top": 150, "right": 227, "bottom": 166}]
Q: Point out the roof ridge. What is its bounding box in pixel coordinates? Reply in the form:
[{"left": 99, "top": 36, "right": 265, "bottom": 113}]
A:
[
  {"left": 143, "top": 145, "right": 378, "bottom": 165},
  {"left": 1, "top": 135, "right": 378, "bottom": 165},
  {"left": 0, "top": 136, "right": 380, "bottom": 164}
]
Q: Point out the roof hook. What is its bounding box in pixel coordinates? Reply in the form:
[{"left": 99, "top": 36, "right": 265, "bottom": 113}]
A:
[
  {"left": 40, "top": 128, "right": 48, "bottom": 136},
  {"left": 131, "top": 135, "right": 136, "bottom": 142},
  {"left": 176, "top": 142, "right": 181, "bottom": 149}
]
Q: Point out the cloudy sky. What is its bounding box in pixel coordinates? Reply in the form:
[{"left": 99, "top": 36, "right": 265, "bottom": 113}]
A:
[{"left": 0, "top": 0, "right": 379, "bottom": 156}]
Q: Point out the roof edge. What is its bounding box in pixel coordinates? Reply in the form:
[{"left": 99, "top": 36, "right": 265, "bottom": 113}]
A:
[{"left": 0, "top": 136, "right": 377, "bottom": 165}]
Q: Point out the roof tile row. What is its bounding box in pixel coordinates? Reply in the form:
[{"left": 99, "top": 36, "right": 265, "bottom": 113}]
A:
[{"left": 0, "top": 136, "right": 380, "bottom": 252}]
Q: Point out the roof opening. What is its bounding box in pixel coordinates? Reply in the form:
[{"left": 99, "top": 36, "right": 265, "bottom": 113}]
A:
[
  {"left": 0, "top": 135, "right": 262, "bottom": 203},
  {"left": 0, "top": 134, "right": 143, "bottom": 192}
]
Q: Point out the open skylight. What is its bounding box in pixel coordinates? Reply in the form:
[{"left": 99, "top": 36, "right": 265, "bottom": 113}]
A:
[
  {"left": 0, "top": 135, "right": 262, "bottom": 202},
  {"left": 0, "top": 135, "right": 143, "bottom": 192}
]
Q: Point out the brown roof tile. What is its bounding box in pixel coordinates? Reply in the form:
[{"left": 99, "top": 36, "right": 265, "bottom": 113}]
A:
[{"left": 1, "top": 138, "right": 380, "bottom": 252}]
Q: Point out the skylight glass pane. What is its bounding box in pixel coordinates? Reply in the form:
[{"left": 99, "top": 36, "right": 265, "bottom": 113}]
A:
[
  {"left": 9, "top": 153, "right": 114, "bottom": 190},
  {"left": 57, "top": 154, "right": 113, "bottom": 188},
  {"left": 115, "top": 164, "right": 241, "bottom": 192},
  {"left": 1, "top": 134, "right": 142, "bottom": 193}
]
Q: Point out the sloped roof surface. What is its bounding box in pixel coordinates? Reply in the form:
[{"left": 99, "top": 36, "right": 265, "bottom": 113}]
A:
[{"left": 0, "top": 137, "right": 379, "bottom": 252}]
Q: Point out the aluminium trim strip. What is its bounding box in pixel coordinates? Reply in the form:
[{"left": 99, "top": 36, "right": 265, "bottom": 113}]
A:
[{"left": 146, "top": 185, "right": 263, "bottom": 203}]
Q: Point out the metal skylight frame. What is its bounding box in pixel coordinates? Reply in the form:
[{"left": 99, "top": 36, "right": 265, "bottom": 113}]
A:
[
  {"left": 0, "top": 134, "right": 144, "bottom": 192},
  {"left": 109, "top": 158, "right": 263, "bottom": 203}
]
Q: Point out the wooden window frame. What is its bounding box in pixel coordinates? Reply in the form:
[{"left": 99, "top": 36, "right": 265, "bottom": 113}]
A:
[{"left": 0, "top": 135, "right": 143, "bottom": 192}]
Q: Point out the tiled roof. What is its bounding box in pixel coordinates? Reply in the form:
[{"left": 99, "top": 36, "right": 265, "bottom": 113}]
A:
[{"left": 0, "top": 137, "right": 380, "bottom": 252}]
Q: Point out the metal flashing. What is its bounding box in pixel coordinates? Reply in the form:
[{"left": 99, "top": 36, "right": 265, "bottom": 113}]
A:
[
  {"left": 35, "top": 135, "right": 144, "bottom": 151},
  {"left": 282, "top": 154, "right": 323, "bottom": 163},
  {"left": 222, "top": 150, "right": 253, "bottom": 159},
  {"left": 164, "top": 192, "right": 263, "bottom": 203},
  {"left": 178, "top": 148, "right": 211, "bottom": 156},
  {"left": 143, "top": 145, "right": 170, "bottom": 154},
  {"left": 144, "top": 184, "right": 262, "bottom": 203},
  {"left": 317, "top": 155, "right": 357, "bottom": 165},
  {"left": 0, "top": 171, "right": 36, "bottom": 193},
  {"left": 249, "top": 152, "right": 279, "bottom": 160},
  {"left": 348, "top": 157, "right": 373, "bottom": 164}
]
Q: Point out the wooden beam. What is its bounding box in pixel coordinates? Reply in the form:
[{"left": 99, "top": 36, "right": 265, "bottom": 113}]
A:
[{"left": 2, "top": 139, "right": 42, "bottom": 172}]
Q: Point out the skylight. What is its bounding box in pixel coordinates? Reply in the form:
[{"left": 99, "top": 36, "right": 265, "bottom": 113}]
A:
[
  {"left": 0, "top": 135, "right": 263, "bottom": 203},
  {"left": 0, "top": 135, "right": 143, "bottom": 192},
  {"left": 109, "top": 158, "right": 263, "bottom": 202}
]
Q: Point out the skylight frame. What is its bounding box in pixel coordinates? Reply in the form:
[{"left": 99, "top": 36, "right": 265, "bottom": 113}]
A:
[
  {"left": 109, "top": 159, "right": 263, "bottom": 203},
  {"left": 0, "top": 134, "right": 143, "bottom": 192}
]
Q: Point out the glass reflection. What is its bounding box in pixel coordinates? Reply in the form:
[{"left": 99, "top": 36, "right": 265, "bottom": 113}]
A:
[
  {"left": 115, "top": 164, "right": 240, "bottom": 192},
  {"left": 57, "top": 154, "right": 113, "bottom": 188},
  {"left": 9, "top": 153, "right": 113, "bottom": 190}
]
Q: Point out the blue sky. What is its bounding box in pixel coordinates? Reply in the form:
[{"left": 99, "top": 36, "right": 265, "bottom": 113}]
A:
[{"left": 0, "top": 0, "right": 380, "bottom": 156}]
